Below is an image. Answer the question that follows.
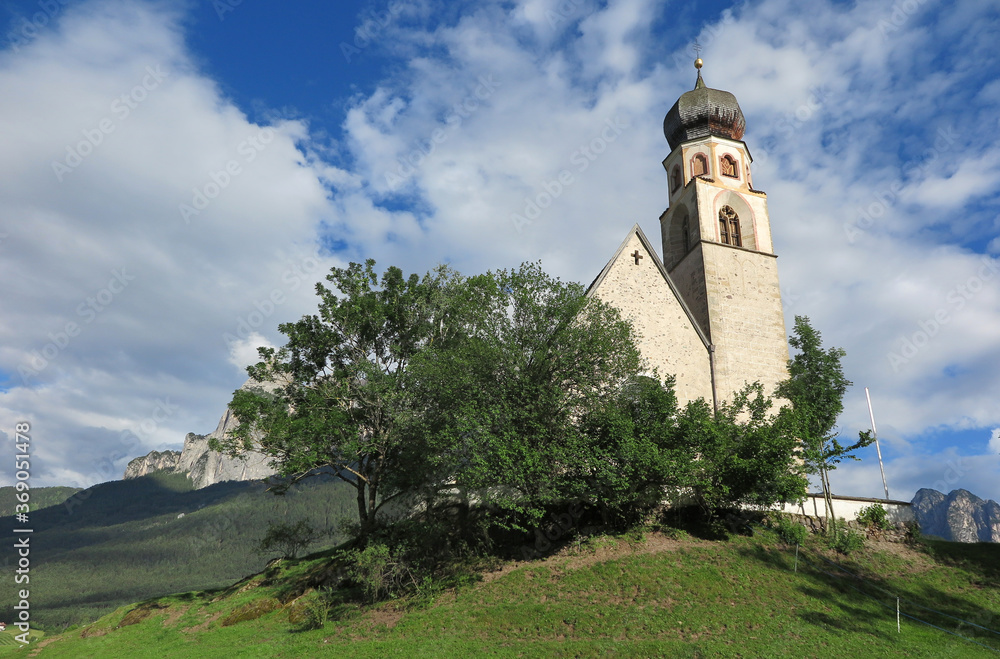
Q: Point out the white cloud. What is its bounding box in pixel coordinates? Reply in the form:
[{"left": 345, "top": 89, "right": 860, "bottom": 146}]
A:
[
  {"left": 831, "top": 441, "right": 1000, "bottom": 503},
  {"left": 227, "top": 333, "right": 276, "bottom": 373},
  {"left": 2, "top": 0, "right": 999, "bottom": 505},
  {"left": 325, "top": 0, "right": 1000, "bottom": 500},
  {"left": 0, "top": 1, "right": 336, "bottom": 486}
]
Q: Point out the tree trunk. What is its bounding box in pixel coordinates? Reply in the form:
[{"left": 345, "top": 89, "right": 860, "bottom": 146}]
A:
[
  {"left": 356, "top": 481, "right": 370, "bottom": 543},
  {"left": 821, "top": 466, "right": 836, "bottom": 539},
  {"left": 367, "top": 480, "right": 379, "bottom": 540}
]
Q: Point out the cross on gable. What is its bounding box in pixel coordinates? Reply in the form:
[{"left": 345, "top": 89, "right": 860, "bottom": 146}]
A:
[{"left": 631, "top": 249, "right": 643, "bottom": 265}]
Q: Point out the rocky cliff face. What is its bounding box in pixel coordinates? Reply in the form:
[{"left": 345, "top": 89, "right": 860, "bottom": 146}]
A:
[
  {"left": 123, "top": 450, "right": 181, "bottom": 479},
  {"left": 911, "top": 488, "right": 1000, "bottom": 543},
  {"left": 123, "top": 380, "right": 278, "bottom": 489}
]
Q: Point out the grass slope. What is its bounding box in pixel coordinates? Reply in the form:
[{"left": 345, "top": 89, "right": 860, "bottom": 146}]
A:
[
  {"left": 0, "top": 472, "right": 357, "bottom": 630},
  {"left": 14, "top": 530, "right": 1000, "bottom": 658},
  {"left": 0, "top": 487, "right": 80, "bottom": 516}
]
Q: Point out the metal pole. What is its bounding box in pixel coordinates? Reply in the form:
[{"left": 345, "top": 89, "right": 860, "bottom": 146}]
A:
[
  {"left": 794, "top": 544, "right": 799, "bottom": 573},
  {"left": 866, "top": 387, "right": 890, "bottom": 501},
  {"left": 897, "top": 597, "right": 900, "bottom": 633}
]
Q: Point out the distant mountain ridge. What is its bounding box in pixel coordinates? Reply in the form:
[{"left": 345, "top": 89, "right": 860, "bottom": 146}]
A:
[
  {"left": 911, "top": 488, "right": 1000, "bottom": 543},
  {"left": 0, "top": 485, "right": 80, "bottom": 516},
  {"left": 124, "top": 379, "right": 278, "bottom": 488},
  {"left": 124, "top": 449, "right": 180, "bottom": 479},
  {"left": 0, "top": 471, "right": 355, "bottom": 629}
]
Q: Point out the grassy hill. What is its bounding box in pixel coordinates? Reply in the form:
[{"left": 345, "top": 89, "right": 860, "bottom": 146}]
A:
[
  {"left": 9, "top": 526, "right": 1000, "bottom": 657},
  {"left": 0, "top": 472, "right": 357, "bottom": 630},
  {"left": 0, "top": 486, "right": 80, "bottom": 516}
]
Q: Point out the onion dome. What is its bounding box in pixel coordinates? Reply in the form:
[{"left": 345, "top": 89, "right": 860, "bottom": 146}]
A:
[{"left": 662, "top": 59, "right": 746, "bottom": 151}]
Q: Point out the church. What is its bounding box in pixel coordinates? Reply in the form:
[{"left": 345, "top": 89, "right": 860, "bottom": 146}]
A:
[{"left": 588, "top": 59, "right": 790, "bottom": 409}]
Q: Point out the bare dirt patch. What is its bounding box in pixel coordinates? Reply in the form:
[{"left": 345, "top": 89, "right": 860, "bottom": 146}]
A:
[
  {"left": 79, "top": 624, "right": 109, "bottom": 639},
  {"left": 182, "top": 610, "right": 222, "bottom": 633},
  {"left": 482, "top": 532, "right": 705, "bottom": 583},
  {"left": 26, "top": 637, "right": 58, "bottom": 657},
  {"left": 161, "top": 605, "right": 190, "bottom": 628},
  {"left": 365, "top": 606, "right": 404, "bottom": 630},
  {"left": 118, "top": 602, "right": 168, "bottom": 628}
]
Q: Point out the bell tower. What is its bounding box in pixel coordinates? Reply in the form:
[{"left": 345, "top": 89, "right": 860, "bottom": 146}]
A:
[{"left": 659, "top": 59, "right": 789, "bottom": 402}]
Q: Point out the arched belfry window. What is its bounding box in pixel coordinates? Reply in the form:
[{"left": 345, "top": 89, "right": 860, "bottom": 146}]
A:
[
  {"left": 719, "top": 205, "right": 742, "bottom": 247},
  {"left": 670, "top": 166, "right": 682, "bottom": 193},
  {"left": 691, "top": 153, "right": 708, "bottom": 177},
  {"left": 720, "top": 155, "right": 738, "bottom": 178}
]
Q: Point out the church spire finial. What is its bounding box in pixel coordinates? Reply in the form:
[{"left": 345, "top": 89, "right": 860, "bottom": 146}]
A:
[{"left": 693, "top": 42, "right": 705, "bottom": 89}]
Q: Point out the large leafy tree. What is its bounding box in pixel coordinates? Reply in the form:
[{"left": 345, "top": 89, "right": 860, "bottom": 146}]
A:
[
  {"left": 677, "top": 382, "right": 806, "bottom": 516},
  {"left": 775, "top": 315, "right": 873, "bottom": 534},
  {"left": 573, "top": 375, "right": 686, "bottom": 527},
  {"left": 211, "top": 260, "right": 465, "bottom": 542},
  {"left": 407, "top": 262, "right": 647, "bottom": 530}
]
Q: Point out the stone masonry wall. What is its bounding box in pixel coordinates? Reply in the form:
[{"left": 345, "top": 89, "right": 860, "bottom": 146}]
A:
[
  {"left": 700, "top": 242, "right": 789, "bottom": 401},
  {"left": 589, "top": 231, "right": 714, "bottom": 406}
]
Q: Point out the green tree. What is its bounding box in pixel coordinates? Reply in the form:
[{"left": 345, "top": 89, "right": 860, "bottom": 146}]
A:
[
  {"left": 407, "top": 262, "right": 646, "bottom": 530},
  {"left": 574, "top": 375, "right": 683, "bottom": 527},
  {"left": 212, "top": 260, "right": 465, "bottom": 542},
  {"left": 258, "top": 519, "right": 324, "bottom": 559},
  {"left": 775, "top": 315, "right": 873, "bottom": 535},
  {"left": 676, "top": 382, "right": 806, "bottom": 516}
]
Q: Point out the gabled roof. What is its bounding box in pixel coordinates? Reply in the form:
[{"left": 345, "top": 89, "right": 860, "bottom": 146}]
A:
[{"left": 586, "top": 223, "right": 711, "bottom": 351}]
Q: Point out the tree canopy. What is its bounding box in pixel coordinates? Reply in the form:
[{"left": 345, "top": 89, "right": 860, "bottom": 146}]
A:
[
  {"left": 404, "top": 262, "right": 649, "bottom": 529},
  {"left": 216, "top": 259, "right": 812, "bottom": 544},
  {"left": 775, "top": 315, "right": 873, "bottom": 533},
  {"left": 211, "top": 259, "right": 466, "bottom": 541}
]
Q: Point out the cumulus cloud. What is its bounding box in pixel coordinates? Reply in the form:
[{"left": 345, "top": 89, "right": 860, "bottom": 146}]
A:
[
  {"left": 2, "top": 0, "right": 999, "bottom": 504},
  {"left": 226, "top": 333, "right": 276, "bottom": 373},
  {"left": 324, "top": 0, "right": 1000, "bottom": 500},
  {"left": 0, "top": 1, "right": 335, "bottom": 486}
]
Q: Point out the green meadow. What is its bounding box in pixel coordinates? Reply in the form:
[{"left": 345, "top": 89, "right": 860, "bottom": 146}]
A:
[{"left": 10, "top": 528, "right": 998, "bottom": 658}]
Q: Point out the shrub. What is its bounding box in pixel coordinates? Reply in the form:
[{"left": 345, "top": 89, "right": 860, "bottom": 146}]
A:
[
  {"left": 288, "top": 589, "right": 334, "bottom": 630},
  {"left": 856, "top": 503, "right": 892, "bottom": 532},
  {"left": 344, "top": 543, "right": 418, "bottom": 603},
  {"left": 304, "top": 589, "right": 333, "bottom": 630},
  {"left": 828, "top": 519, "right": 865, "bottom": 554},
  {"left": 773, "top": 516, "right": 808, "bottom": 545}
]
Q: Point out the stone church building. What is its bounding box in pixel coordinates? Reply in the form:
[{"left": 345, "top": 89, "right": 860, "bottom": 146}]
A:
[{"left": 588, "top": 60, "right": 789, "bottom": 409}]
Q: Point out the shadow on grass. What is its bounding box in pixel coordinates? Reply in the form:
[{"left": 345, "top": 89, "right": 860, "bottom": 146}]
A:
[
  {"left": 916, "top": 538, "right": 1000, "bottom": 585},
  {"left": 287, "top": 601, "right": 361, "bottom": 634},
  {"left": 736, "top": 539, "right": 1000, "bottom": 652}
]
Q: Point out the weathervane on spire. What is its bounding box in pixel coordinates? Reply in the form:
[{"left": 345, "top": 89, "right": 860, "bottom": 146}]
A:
[{"left": 692, "top": 42, "right": 704, "bottom": 88}]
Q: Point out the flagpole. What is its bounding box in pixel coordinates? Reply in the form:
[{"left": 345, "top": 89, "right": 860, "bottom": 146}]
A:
[{"left": 866, "top": 387, "right": 890, "bottom": 501}]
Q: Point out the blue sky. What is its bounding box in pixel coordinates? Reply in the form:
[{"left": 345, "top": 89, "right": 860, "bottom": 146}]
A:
[{"left": 1, "top": 0, "right": 998, "bottom": 504}]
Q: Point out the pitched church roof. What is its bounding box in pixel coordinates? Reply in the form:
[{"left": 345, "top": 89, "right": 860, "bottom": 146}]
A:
[{"left": 586, "top": 223, "right": 710, "bottom": 351}]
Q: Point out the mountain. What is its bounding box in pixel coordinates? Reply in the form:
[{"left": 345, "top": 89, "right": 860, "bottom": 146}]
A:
[
  {"left": 911, "top": 488, "right": 1000, "bottom": 543},
  {"left": 0, "top": 471, "right": 355, "bottom": 630},
  {"left": 0, "top": 485, "right": 80, "bottom": 516},
  {"left": 123, "top": 450, "right": 180, "bottom": 479},
  {"left": 124, "top": 379, "right": 278, "bottom": 488}
]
